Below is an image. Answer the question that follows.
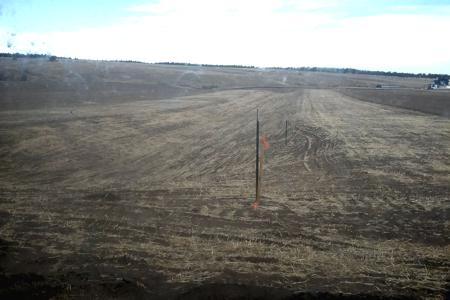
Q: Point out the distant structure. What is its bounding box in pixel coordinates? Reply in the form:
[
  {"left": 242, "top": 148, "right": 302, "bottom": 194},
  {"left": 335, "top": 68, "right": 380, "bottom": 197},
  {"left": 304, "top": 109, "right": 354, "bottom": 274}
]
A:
[
  {"left": 428, "top": 75, "right": 450, "bottom": 89},
  {"left": 376, "top": 84, "right": 399, "bottom": 89}
]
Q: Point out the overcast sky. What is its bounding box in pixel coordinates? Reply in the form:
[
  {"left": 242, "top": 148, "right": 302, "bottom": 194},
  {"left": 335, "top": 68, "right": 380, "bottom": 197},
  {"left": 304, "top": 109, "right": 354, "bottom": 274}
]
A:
[{"left": 1, "top": 0, "right": 449, "bottom": 73}]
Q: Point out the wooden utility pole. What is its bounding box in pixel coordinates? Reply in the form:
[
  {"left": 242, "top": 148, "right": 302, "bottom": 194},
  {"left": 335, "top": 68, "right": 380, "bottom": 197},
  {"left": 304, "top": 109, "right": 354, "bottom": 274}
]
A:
[{"left": 255, "top": 109, "right": 260, "bottom": 205}]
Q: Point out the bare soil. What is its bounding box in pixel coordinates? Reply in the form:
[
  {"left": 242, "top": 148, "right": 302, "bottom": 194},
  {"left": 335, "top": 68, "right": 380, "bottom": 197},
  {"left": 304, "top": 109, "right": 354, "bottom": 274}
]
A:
[
  {"left": 340, "top": 88, "right": 450, "bottom": 117},
  {"left": 0, "top": 58, "right": 449, "bottom": 299}
]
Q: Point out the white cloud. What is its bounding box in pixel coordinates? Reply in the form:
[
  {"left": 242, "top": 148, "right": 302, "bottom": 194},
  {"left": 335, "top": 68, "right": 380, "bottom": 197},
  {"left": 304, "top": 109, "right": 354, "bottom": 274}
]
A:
[
  {"left": 314, "top": 14, "right": 450, "bottom": 72},
  {"left": 1, "top": 0, "right": 450, "bottom": 73}
]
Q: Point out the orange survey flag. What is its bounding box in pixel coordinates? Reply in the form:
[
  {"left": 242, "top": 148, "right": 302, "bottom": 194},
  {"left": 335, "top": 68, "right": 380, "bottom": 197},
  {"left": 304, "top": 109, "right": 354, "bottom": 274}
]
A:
[{"left": 261, "top": 135, "right": 270, "bottom": 151}]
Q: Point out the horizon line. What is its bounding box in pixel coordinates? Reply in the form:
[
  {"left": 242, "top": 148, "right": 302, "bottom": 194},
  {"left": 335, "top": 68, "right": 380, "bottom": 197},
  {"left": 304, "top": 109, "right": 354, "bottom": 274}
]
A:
[{"left": 1, "top": 52, "right": 448, "bottom": 78}]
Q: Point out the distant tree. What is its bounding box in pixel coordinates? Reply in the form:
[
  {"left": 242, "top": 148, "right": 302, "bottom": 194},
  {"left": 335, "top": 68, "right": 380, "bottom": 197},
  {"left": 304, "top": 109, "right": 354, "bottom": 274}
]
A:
[{"left": 49, "top": 55, "right": 57, "bottom": 62}]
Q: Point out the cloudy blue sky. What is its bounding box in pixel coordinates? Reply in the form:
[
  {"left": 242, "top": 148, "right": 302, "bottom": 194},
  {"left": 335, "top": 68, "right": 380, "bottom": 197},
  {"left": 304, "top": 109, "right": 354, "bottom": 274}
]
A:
[{"left": 1, "top": 0, "right": 449, "bottom": 73}]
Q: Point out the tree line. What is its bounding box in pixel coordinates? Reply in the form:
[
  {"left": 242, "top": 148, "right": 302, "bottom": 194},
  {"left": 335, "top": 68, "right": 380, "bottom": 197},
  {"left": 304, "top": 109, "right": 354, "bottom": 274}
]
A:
[
  {"left": 0, "top": 52, "right": 60, "bottom": 61},
  {"left": 156, "top": 62, "right": 256, "bottom": 69},
  {"left": 268, "top": 66, "right": 448, "bottom": 80}
]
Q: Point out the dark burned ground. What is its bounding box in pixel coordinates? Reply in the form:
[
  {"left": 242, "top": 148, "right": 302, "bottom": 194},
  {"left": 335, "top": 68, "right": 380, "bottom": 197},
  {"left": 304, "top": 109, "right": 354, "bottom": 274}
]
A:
[{"left": 0, "top": 85, "right": 449, "bottom": 299}]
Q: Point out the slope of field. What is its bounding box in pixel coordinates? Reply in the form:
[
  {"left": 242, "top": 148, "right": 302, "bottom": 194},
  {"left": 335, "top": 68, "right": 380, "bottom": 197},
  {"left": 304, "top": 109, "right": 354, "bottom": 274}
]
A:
[
  {"left": 340, "top": 88, "right": 450, "bottom": 117},
  {"left": 0, "top": 59, "right": 449, "bottom": 299},
  {"left": 0, "top": 57, "right": 431, "bottom": 110}
]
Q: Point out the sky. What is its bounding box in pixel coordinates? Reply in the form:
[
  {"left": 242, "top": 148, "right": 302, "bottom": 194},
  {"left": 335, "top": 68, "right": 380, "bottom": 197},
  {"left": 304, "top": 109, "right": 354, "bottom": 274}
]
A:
[{"left": 1, "top": 0, "right": 450, "bottom": 73}]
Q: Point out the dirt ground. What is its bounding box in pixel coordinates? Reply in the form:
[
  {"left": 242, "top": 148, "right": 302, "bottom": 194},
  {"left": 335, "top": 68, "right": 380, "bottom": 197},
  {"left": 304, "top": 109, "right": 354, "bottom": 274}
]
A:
[
  {"left": 0, "top": 59, "right": 449, "bottom": 299},
  {"left": 339, "top": 88, "right": 450, "bottom": 118}
]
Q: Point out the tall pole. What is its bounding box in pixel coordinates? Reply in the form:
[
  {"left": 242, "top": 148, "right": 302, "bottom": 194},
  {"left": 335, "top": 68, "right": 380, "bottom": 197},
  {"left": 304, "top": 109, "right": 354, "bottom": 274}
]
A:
[
  {"left": 259, "top": 146, "right": 264, "bottom": 197},
  {"left": 285, "top": 120, "right": 288, "bottom": 145},
  {"left": 255, "top": 109, "right": 260, "bottom": 205}
]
